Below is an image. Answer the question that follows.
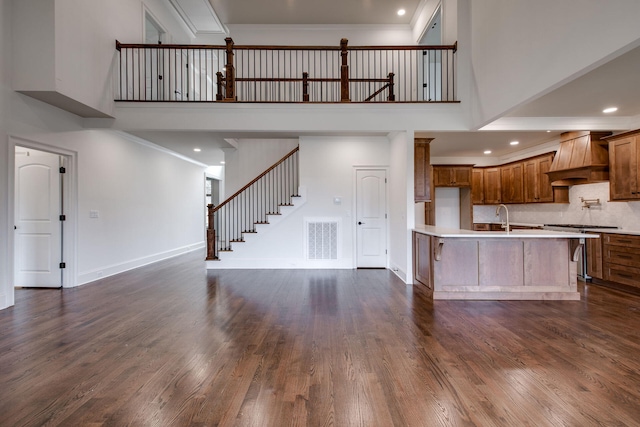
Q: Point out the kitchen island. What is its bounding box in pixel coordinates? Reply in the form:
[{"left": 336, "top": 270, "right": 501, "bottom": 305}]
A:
[{"left": 413, "top": 225, "right": 598, "bottom": 300}]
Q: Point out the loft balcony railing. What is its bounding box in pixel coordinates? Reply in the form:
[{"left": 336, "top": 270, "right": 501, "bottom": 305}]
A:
[{"left": 115, "top": 38, "right": 457, "bottom": 103}]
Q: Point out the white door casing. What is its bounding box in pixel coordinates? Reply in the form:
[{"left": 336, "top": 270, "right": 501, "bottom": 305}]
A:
[
  {"left": 14, "top": 150, "right": 62, "bottom": 288},
  {"left": 356, "top": 169, "right": 387, "bottom": 268}
]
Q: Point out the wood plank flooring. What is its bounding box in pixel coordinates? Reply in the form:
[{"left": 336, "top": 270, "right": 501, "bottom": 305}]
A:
[{"left": 1, "top": 251, "right": 640, "bottom": 426}]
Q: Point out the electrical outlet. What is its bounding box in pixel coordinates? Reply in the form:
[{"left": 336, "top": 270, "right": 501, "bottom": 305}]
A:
[{"left": 90, "top": 210, "right": 99, "bottom": 218}]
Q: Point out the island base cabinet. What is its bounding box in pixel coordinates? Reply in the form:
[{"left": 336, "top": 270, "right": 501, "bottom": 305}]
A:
[
  {"left": 419, "top": 236, "right": 580, "bottom": 300},
  {"left": 413, "top": 232, "right": 433, "bottom": 289},
  {"left": 524, "top": 240, "right": 571, "bottom": 286}
]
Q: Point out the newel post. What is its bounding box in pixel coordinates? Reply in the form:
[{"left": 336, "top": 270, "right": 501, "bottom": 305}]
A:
[
  {"left": 206, "top": 204, "right": 217, "bottom": 260},
  {"left": 387, "top": 72, "right": 395, "bottom": 101},
  {"left": 224, "top": 37, "right": 236, "bottom": 101},
  {"left": 340, "top": 38, "right": 350, "bottom": 102}
]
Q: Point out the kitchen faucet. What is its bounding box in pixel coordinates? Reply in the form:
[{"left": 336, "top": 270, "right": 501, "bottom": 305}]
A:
[{"left": 496, "top": 204, "right": 510, "bottom": 232}]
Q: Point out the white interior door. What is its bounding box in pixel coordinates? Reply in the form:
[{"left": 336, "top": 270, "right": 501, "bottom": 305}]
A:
[
  {"left": 356, "top": 169, "right": 387, "bottom": 268},
  {"left": 14, "top": 149, "right": 62, "bottom": 288}
]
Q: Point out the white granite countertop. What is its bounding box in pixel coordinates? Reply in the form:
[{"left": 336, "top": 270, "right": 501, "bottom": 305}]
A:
[
  {"left": 582, "top": 228, "right": 640, "bottom": 236},
  {"left": 476, "top": 222, "right": 640, "bottom": 236},
  {"left": 414, "top": 225, "right": 599, "bottom": 239}
]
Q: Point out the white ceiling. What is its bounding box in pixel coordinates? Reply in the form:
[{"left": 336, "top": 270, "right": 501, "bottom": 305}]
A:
[
  {"left": 147, "top": 0, "right": 640, "bottom": 164},
  {"left": 131, "top": 131, "right": 234, "bottom": 165},
  {"left": 208, "top": 0, "right": 422, "bottom": 25},
  {"left": 168, "top": 0, "right": 225, "bottom": 34}
]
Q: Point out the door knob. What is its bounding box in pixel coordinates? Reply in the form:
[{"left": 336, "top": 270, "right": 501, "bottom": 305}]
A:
[{"left": 358, "top": 221, "right": 365, "bottom": 225}]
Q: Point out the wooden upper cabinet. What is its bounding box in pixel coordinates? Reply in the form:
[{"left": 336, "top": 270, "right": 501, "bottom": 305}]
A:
[
  {"left": 523, "top": 159, "right": 538, "bottom": 203},
  {"left": 500, "top": 163, "right": 524, "bottom": 204},
  {"left": 537, "top": 155, "right": 555, "bottom": 202},
  {"left": 607, "top": 132, "right": 640, "bottom": 201},
  {"left": 414, "top": 138, "right": 433, "bottom": 202},
  {"left": 471, "top": 168, "right": 484, "bottom": 204},
  {"left": 522, "top": 153, "right": 568, "bottom": 204},
  {"left": 483, "top": 167, "right": 502, "bottom": 204},
  {"left": 432, "top": 165, "right": 472, "bottom": 187}
]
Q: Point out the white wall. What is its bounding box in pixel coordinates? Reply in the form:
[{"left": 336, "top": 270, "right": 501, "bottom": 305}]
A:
[
  {"left": 389, "top": 131, "right": 413, "bottom": 282},
  {"left": 224, "top": 138, "right": 299, "bottom": 195},
  {"left": 0, "top": 0, "right": 209, "bottom": 310},
  {"left": 214, "top": 136, "right": 391, "bottom": 268},
  {"left": 412, "top": 0, "right": 441, "bottom": 43},
  {"left": 469, "top": 0, "right": 640, "bottom": 127},
  {"left": 435, "top": 187, "right": 461, "bottom": 228},
  {"left": 12, "top": 0, "right": 193, "bottom": 117},
  {"left": 0, "top": 0, "right": 11, "bottom": 308},
  {"left": 10, "top": 130, "right": 206, "bottom": 286}
]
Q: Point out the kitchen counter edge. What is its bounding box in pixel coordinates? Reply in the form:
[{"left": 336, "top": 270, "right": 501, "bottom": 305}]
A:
[{"left": 414, "top": 225, "right": 598, "bottom": 239}]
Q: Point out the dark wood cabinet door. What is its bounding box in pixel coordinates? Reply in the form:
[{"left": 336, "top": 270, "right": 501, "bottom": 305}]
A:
[
  {"left": 586, "top": 233, "right": 603, "bottom": 280},
  {"left": 471, "top": 169, "right": 484, "bottom": 204},
  {"left": 432, "top": 167, "right": 452, "bottom": 187},
  {"left": 414, "top": 139, "right": 432, "bottom": 202},
  {"left": 523, "top": 160, "right": 538, "bottom": 203},
  {"left": 452, "top": 167, "right": 472, "bottom": 186},
  {"left": 483, "top": 168, "right": 501, "bottom": 204},
  {"left": 537, "top": 155, "right": 554, "bottom": 202},
  {"left": 523, "top": 154, "right": 566, "bottom": 204},
  {"left": 609, "top": 137, "right": 640, "bottom": 201},
  {"left": 433, "top": 166, "right": 472, "bottom": 187},
  {"left": 413, "top": 232, "right": 432, "bottom": 288},
  {"left": 510, "top": 163, "right": 524, "bottom": 203},
  {"left": 500, "top": 163, "right": 524, "bottom": 204},
  {"left": 500, "top": 166, "right": 512, "bottom": 203}
]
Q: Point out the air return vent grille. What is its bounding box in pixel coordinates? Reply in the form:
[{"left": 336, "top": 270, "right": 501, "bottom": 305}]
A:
[{"left": 306, "top": 220, "right": 338, "bottom": 260}]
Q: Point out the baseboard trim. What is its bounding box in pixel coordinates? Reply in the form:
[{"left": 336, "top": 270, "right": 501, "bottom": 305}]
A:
[{"left": 389, "top": 263, "right": 407, "bottom": 283}]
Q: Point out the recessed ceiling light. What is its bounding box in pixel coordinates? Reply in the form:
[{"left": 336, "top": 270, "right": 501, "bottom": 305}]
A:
[
  {"left": 193, "top": 148, "right": 201, "bottom": 152},
  {"left": 510, "top": 141, "right": 519, "bottom": 146},
  {"left": 397, "top": 9, "right": 406, "bottom": 16},
  {"left": 484, "top": 150, "right": 492, "bottom": 154},
  {"left": 220, "top": 161, "right": 225, "bottom": 164},
  {"left": 603, "top": 107, "right": 618, "bottom": 113}
]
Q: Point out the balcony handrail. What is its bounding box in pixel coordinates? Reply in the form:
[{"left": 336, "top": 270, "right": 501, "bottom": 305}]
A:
[
  {"left": 116, "top": 38, "right": 457, "bottom": 103},
  {"left": 116, "top": 41, "right": 457, "bottom": 52}
]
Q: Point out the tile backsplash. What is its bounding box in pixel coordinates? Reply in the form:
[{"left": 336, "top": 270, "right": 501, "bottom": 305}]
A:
[{"left": 474, "top": 182, "right": 640, "bottom": 231}]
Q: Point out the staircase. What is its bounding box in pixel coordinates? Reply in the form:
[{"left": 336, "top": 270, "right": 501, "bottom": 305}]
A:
[{"left": 206, "top": 146, "right": 301, "bottom": 261}]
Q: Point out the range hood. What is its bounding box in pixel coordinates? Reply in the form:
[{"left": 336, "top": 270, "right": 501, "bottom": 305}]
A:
[{"left": 546, "top": 131, "right": 612, "bottom": 186}]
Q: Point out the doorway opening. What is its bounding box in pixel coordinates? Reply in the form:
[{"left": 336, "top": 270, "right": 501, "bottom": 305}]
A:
[
  {"left": 144, "top": 12, "right": 166, "bottom": 44},
  {"left": 355, "top": 168, "right": 388, "bottom": 268},
  {"left": 14, "top": 147, "right": 65, "bottom": 288},
  {"left": 11, "top": 139, "right": 77, "bottom": 294}
]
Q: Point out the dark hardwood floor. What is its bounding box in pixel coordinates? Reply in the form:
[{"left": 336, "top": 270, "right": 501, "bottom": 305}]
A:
[{"left": 1, "top": 251, "right": 640, "bottom": 426}]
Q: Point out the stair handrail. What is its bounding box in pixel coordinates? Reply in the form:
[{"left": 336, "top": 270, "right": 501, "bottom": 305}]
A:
[{"left": 211, "top": 145, "right": 300, "bottom": 214}]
